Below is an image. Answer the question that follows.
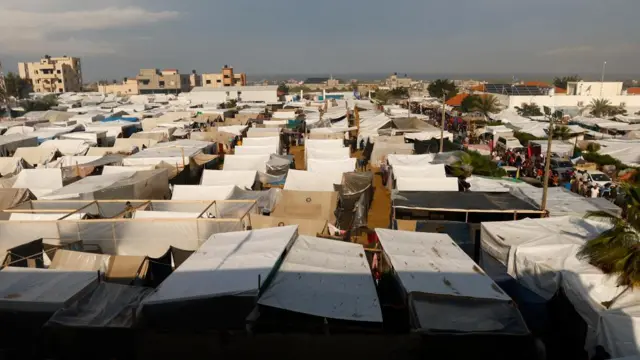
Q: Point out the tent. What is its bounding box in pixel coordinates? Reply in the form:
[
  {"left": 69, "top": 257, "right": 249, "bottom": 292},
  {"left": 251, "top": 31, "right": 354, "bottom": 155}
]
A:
[
  {"left": 39, "top": 170, "right": 170, "bottom": 200},
  {"left": 49, "top": 249, "right": 149, "bottom": 285},
  {"left": 171, "top": 185, "right": 234, "bottom": 201},
  {"left": 387, "top": 154, "right": 435, "bottom": 167},
  {"left": 257, "top": 235, "right": 382, "bottom": 325},
  {"left": 223, "top": 154, "right": 270, "bottom": 172},
  {"left": 391, "top": 164, "right": 447, "bottom": 179},
  {"left": 307, "top": 158, "right": 356, "bottom": 174},
  {"left": 0, "top": 188, "right": 35, "bottom": 220},
  {"left": 272, "top": 190, "right": 338, "bottom": 223},
  {"left": 334, "top": 171, "right": 374, "bottom": 231},
  {"left": 12, "top": 169, "right": 63, "bottom": 198},
  {"left": 249, "top": 215, "right": 327, "bottom": 236},
  {"left": 284, "top": 169, "right": 342, "bottom": 191},
  {"left": 0, "top": 135, "right": 38, "bottom": 156},
  {"left": 396, "top": 177, "right": 458, "bottom": 191},
  {"left": 234, "top": 145, "right": 274, "bottom": 156},
  {"left": 200, "top": 170, "right": 258, "bottom": 189},
  {"left": 0, "top": 157, "right": 30, "bottom": 177},
  {"left": 40, "top": 139, "right": 91, "bottom": 156},
  {"left": 370, "top": 142, "right": 414, "bottom": 167},
  {"left": 241, "top": 136, "right": 280, "bottom": 154},
  {"left": 306, "top": 147, "right": 350, "bottom": 160},
  {"left": 480, "top": 216, "right": 637, "bottom": 358},
  {"left": 141, "top": 226, "right": 298, "bottom": 329}
]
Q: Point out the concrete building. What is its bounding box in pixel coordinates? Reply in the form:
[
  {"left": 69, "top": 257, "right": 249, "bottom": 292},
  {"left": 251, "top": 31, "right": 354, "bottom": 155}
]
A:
[
  {"left": 18, "top": 56, "right": 82, "bottom": 93},
  {"left": 189, "top": 70, "right": 201, "bottom": 88},
  {"left": 136, "top": 69, "right": 190, "bottom": 94},
  {"left": 302, "top": 76, "right": 347, "bottom": 90},
  {"left": 201, "top": 65, "right": 246, "bottom": 88},
  {"left": 566, "top": 81, "right": 623, "bottom": 97},
  {"left": 98, "top": 78, "right": 139, "bottom": 95},
  {"left": 385, "top": 73, "right": 413, "bottom": 89},
  {"left": 186, "top": 85, "right": 278, "bottom": 105}
]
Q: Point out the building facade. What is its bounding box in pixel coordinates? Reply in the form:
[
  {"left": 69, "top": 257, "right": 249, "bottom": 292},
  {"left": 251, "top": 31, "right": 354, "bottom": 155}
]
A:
[
  {"left": 201, "top": 65, "right": 247, "bottom": 88},
  {"left": 98, "top": 78, "right": 139, "bottom": 95},
  {"left": 385, "top": 73, "right": 413, "bottom": 89},
  {"left": 18, "top": 56, "right": 82, "bottom": 93},
  {"left": 136, "top": 69, "right": 191, "bottom": 94},
  {"left": 186, "top": 85, "right": 278, "bottom": 105}
]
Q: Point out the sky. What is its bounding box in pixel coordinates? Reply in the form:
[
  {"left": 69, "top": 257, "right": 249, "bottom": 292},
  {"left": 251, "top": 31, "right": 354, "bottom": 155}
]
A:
[{"left": 1, "top": 0, "right": 639, "bottom": 81}]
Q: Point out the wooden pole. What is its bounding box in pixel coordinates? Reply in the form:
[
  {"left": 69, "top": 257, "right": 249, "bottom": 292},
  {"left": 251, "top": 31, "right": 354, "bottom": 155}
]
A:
[
  {"left": 541, "top": 114, "right": 554, "bottom": 211},
  {"left": 440, "top": 93, "right": 446, "bottom": 152}
]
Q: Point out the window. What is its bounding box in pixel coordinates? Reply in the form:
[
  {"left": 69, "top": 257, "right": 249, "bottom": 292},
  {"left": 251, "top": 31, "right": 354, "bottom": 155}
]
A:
[
  {"left": 57, "top": 70, "right": 61, "bottom": 74},
  {"left": 159, "top": 81, "right": 165, "bottom": 87},
  {"left": 226, "top": 92, "right": 230, "bottom": 96},
  {"left": 223, "top": 75, "right": 230, "bottom": 79},
  {"left": 58, "top": 79, "right": 62, "bottom": 83},
  {"left": 620, "top": 102, "right": 626, "bottom": 107},
  {"left": 216, "top": 79, "right": 221, "bottom": 83},
  {"left": 577, "top": 101, "right": 584, "bottom": 107},
  {"left": 35, "top": 70, "right": 39, "bottom": 74},
  {"left": 206, "top": 80, "right": 211, "bottom": 84},
  {"left": 59, "top": 88, "right": 63, "bottom": 93}
]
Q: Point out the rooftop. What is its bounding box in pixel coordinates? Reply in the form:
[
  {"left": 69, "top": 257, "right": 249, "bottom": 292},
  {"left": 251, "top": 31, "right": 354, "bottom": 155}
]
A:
[{"left": 190, "top": 85, "right": 278, "bottom": 92}]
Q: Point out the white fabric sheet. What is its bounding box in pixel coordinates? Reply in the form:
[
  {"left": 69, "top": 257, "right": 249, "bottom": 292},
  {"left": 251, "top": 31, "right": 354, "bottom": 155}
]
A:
[
  {"left": 258, "top": 235, "right": 382, "bottom": 322},
  {"left": 284, "top": 169, "right": 342, "bottom": 191},
  {"left": 223, "top": 155, "right": 270, "bottom": 172},
  {"left": 307, "top": 158, "right": 356, "bottom": 174},
  {"left": 376, "top": 229, "right": 510, "bottom": 301},
  {"left": 306, "top": 147, "right": 350, "bottom": 160},
  {"left": 12, "top": 168, "right": 63, "bottom": 198},
  {"left": 387, "top": 154, "right": 435, "bottom": 167},
  {"left": 395, "top": 177, "right": 458, "bottom": 191},
  {"left": 171, "top": 185, "right": 235, "bottom": 201},
  {"left": 200, "top": 170, "right": 257, "bottom": 189},
  {"left": 234, "top": 145, "right": 274, "bottom": 156},
  {"left": 392, "top": 164, "right": 446, "bottom": 179},
  {"left": 142, "top": 226, "right": 298, "bottom": 305}
]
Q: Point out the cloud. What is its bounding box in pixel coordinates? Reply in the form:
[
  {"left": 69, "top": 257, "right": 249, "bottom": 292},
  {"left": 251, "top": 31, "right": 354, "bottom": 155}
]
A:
[
  {"left": 0, "top": 6, "right": 179, "bottom": 55},
  {"left": 543, "top": 46, "right": 595, "bottom": 56}
]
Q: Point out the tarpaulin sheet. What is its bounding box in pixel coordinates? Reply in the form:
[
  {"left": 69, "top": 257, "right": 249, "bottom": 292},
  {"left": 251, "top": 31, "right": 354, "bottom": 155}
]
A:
[
  {"left": 272, "top": 190, "right": 338, "bottom": 223},
  {"left": 234, "top": 145, "right": 274, "bottom": 155},
  {"left": 307, "top": 158, "right": 356, "bottom": 174},
  {"left": 387, "top": 154, "right": 434, "bottom": 167},
  {"left": 370, "top": 142, "right": 414, "bottom": 167},
  {"left": 392, "top": 164, "right": 446, "bottom": 179},
  {"left": 223, "top": 155, "right": 270, "bottom": 172},
  {"left": 201, "top": 170, "right": 257, "bottom": 189},
  {"left": 335, "top": 171, "right": 373, "bottom": 230},
  {"left": 46, "top": 283, "right": 152, "bottom": 328},
  {"left": 396, "top": 177, "right": 458, "bottom": 191},
  {"left": 12, "top": 168, "right": 63, "bottom": 198},
  {"left": 13, "top": 146, "right": 58, "bottom": 166},
  {"left": 284, "top": 169, "right": 341, "bottom": 191},
  {"left": 392, "top": 191, "right": 539, "bottom": 211},
  {"left": 0, "top": 135, "right": 38, "bottom": 156},
  {"left": 0, "top": 157, "right": 30, "bottom": 177},
  {"left": 171, "top": 185, "right": 234, "bottom": 201},
  {"left": 266, "top": 154, "right": 292, "bottom": 176},
  {"left": 249, "top": 215, "right": 326, "bottom": 236}
]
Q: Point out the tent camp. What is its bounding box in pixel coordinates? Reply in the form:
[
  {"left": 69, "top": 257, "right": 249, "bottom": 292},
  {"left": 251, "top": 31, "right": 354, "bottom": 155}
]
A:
[
  {"left": 141, "top": 226, "right": 298, "bottom": 329},
  {"left": 284, "top": 169, "right": 341, "bottom": 191},
  {"left": 391, "top": 164, "right": 446, "bottom": 179},
  {"left": 307, "top": 158, "right": 356, "bottom": 174}
]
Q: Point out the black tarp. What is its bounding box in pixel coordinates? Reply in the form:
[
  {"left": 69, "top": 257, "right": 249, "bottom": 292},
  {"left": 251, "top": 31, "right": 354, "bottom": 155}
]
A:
[
  {"left": 392, "top": 191, "right": 539, "bottom": 212},
  {"left": 146, "top": 248, "right": 172, "bottom": 288},
  {"left": 335, "top": 172, "right": 374, "bottom": 231},
  {"left": 170, "top": 246, "right": 194, "bottom": 268},
  {"left": 2, "top": 238, "right": 44, "bottom": 268},
  {"left": 412, "top": 139, "right": 459, "bottom": 154}
]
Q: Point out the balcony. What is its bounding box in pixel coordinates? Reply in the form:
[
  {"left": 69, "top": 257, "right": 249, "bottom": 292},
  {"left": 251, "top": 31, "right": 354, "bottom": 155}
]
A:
[{"left": 39, "top": 72, "right": 57, "bottom": 79}]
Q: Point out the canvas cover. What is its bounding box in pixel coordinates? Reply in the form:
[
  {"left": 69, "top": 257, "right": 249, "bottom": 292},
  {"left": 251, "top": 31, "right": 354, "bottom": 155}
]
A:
[
  {"left": 45, "top": 283, "right": 152, "bottom": 328},
  {"left": 102, "top": 165, "right": 155, "bottom": 175},
  {"left": 272, "top": 190, "right": 338, "bottom": 223},
  {"left": 392, "top": 164, "right": 447, "bottom": 179},
  {"left": 171, "top": 185, "right": 234, "bottom": 201},
  {"left": 225, "top": 187, "right": 281, "bottom": 215},
  {"left": 335, "top": 171, "right": 373, "bottom": 230},
  {"left": 396, "top": 177, "right": 458, "bottom": 191},
  {"left": 234, "top": 145, "right": 274, "bottom": 155},
  {"left": 114, "top": 137, "right": 159, "bottom": 149},
  {"left": 223, "top": 155, "right": 270, "bottom": 172},
  {"left": 258, "top": 236, "right": 382, "bottom": 323},
  {"left": 200, "top": 170, "right": 257, "bottom": 189},
  {"left": 307, "top": 158, "right": 356, "bottom": 174},
  {"left": 370, "top": 142, "right": 414, "bottom": 167},
  {"left": 284, "top": 169, "right": 341, "bottom": 191},
  {"left": 0, "top": 157, "right": 30, "bottom": 177},
  {"left": 306, "top": 147, "right": 350, "bottom": 160},
  {"left": 480, "top": 217, "right": 637, "bottom": 358},
  {"left": 249, "top": 214, "right": 327, "bottom": 236},
  {"left": 13, "top": 146, "right": 58, "bottom": 166},
  {"left": 241, "top": 136, "right": 280, "bottom": 154},
  {"left": 0, "top": 135, "right": 38, "bottom": 156},
  {"left": 12, "top": 168, "right": 63, "bottom": 198},
  {"left": 387, "top": 154, "right": 435, "bottom": 167},
  {"left": 392, "top": 191, "right": 540, "bottom": 212},
  {"left": 142, "top": 226, "right": 298, "bottom": 305},
  {"left": 40, "top": 140, "right": 91, "bottom": 156},
  {"left": 0, "top": 188, "right": 35, "bottom": 220},
  {"left": 0, "top": 267, "right": 98, "bottom": 313}
]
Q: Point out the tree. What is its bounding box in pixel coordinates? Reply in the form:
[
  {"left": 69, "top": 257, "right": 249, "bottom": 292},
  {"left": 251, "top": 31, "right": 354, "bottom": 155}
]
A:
[
  {"left": 20, "top": 94, "right": 58, "bottom": 112},
  {"left": 553, "top": 75, "right": 581, "bottom": 89},
  {"left": 460, "top": 95, "right": 481, "bottom": 113},
  {"left": 470, "top": 94, "right": 501, "bottom": 116},
  {"left": 389, "top": 87, "right": 409, "bottom": 98},
  {"left": 277, "top": 83, "right": 289, "bottom": 95},
  {"left": 552, "top": 125, "right": 572, "bottom": 140},
  {"left": 515, "top": 103, "right": 543, "bottom": 117},
  {"left": 579, "top": 185, "right": 640, "bottom": 308},
  {"left": 427, "top": 79, "right": 458, "bottom": 100},
  {"left": 586, "top": 142, "right": 601, "bottom": 153},
  {"left": 373, "top": 90, "right": 393, "bottom": 105},
  {"left": 449, "top": 151, "right": 506, "bottom": 178},
  {"left": 589, "top": 98, "right": 614, "bottom": 117},
  {"left": 4, "top": 72, "right": 30, "bottom": 99}
]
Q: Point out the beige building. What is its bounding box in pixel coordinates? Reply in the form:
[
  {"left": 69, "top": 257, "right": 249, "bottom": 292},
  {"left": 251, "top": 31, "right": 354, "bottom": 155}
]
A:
[
  {"left": 18, "top": 56, "right": 82, "bottom": 93},
  {"left": 385, "top": 73, "right": 413, "bottom": 89},
  {"left": 201, "top": 65, "right": 247, "bottom": 88},
  {"left": 98, "top": 78, "right": 139, "bottom": 96},
  {"left": 136, "top": 68, "right": 191, "bottom": 94}
]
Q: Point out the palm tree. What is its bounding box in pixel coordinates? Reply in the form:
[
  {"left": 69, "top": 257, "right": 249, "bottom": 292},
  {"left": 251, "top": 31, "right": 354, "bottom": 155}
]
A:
[
  {"left": 515, "top": 103, "right": 543, "bottom": 117},
  {"left": 471, "top": 94, "right": 501, "bottom": 116},
  {"left": 588, "top": 98, "right": 613, "bottom": 117},
  {"left": 552, "top": 125, "right": 572, "bottom": 140},
  {"left": 579, "top": 184, "right": 640, "bottom": 308}
]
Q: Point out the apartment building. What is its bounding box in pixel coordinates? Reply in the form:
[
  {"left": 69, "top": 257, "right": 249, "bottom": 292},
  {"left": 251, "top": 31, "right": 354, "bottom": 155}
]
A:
[
  {"left": 18, "top": 56, "right": 82, "bottom": 93},
  {"left": 136, "top": 69, "right": 191, "bottom": 94},
  {"left": 98, "top": 78, "right": 139, "bottom": 95},
  {"left": 201, "top": 65, "right": 246, "bottom": 88}
]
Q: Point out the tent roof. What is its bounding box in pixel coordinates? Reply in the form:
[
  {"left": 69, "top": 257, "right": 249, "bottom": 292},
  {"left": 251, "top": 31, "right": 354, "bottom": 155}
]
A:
[
  {"left": 200, "top": 170, "right": 257, "bottom": 189},
  {"left": 171, "top": 185, "right": 235, "bottom": 201},
  {"left": 258, "top": 235, "right": 382, "bottom": 323},
  {"left": 392, "top": 191, "right": 540, "bottom": 211},
  {"left": 284, "top": 169, "right": 342, "bottom": 191},
  {"left": 142, "top": 225, "right": 298, "bottom": 306}
]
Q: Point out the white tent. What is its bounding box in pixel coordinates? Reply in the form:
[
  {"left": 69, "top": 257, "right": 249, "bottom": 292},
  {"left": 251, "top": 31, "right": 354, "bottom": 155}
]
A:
[
  {"left": 241, "top": 136, "right": 279, "bottom": 154},
  {"left": 387, "top": 154, "right": 435, "bottom": 167},
  {"left": 395, "top": 177, "right": 458, "bottom": 191},
  {"left": 392, "top": 164, "right": 446, "bottom": 179},
  {"left": 307, "top": 158, "right": 356, "bottom": 174},
  {"left": 223, "top": 155, "right": 270, "bottom": 172},
  {"left": 12, "top": 168, "right": 63, "bottom": 198},
  {"left": 258, "top": 235, "right": 382, "bottom": 323},
  {"left": 40, "top": 139, "right": 91, "bottom": 156},
  {"left": 142, "top": 226, "right": 298, "bottom": 305},
  {"left": 284, "top": 169, "right": 342, "bottom": 191},
  {"left": 480, "top": 216, "right": 639, "bottom": 358},
  {"left": 234, "top": 145, "right": 274, "bottom": 156},
  {"left": 200, "top": 170, "right": 257, "bottom": 189},
  {"left": 306, "top": 147, "right": 350, "bottom": 160},
  {"left": 102, "top": 165, "right": 155, "bottom": 175},
  {"left": 171, "top": 185, "right": 235, "bottom": 201},
  {"left": 370, "top": 142, "right": 414, "bottom": 167},
  {"left": 0, "top": 268, "right": 98, "bottom": 313}
]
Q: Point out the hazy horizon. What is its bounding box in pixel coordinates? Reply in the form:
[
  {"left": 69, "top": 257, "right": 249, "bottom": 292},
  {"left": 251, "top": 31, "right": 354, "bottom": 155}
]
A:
[{"left": 1, "top": 0, "right": 639, "bottom": 81}]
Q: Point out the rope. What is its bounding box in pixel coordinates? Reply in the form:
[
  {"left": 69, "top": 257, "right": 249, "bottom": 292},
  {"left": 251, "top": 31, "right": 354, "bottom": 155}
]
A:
[{"left": 1, "top": 247, "right": 59, "bottom": 268}]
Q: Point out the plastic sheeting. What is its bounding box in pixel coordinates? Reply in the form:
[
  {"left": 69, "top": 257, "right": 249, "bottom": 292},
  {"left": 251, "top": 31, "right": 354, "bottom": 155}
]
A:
[
  {"left": 387, "top": 154, "right": 435, "bottom": 167},
  {"left": 13, "top": 146, "right": 58, "bottom": 166},
  {"left": 392, "top": 164, "right": 446, "bottom": 179},
  {"left": 480, "top": 217, "right": 639, "bottom": 358},
  {"left": 46, "top": 283, "right": 152, "bottom": 328},
  {"left": 284, "top": 169, "right": 342, "bottom": 191},
  {"left": 396, "top": 177, "right": 458, "bottom": 191},
  {"left": 171, "top": 185, "right": 235, "bottom": 200},
  {"left": 142, "top": 226, "right": 298, "bottom": 305},
  {"left": 102, "top": 165, "right": 155, "bottom": 175},
  {"left": 306, "top": 147, "right": 350, "bottom": 160},
  {"left": 50, "top": 249, "right": 111, "bottom": 273},
  {"left": 200, "top": 170, "right": 257, "bottom": 189},
  {"left": 258, "top": 235, "right": 382, "bottom": 323},
  {"left": 0, "top": 267, "right": 98, "bottom": 313},
  {"left": 0, "top": 134, "right": 38, "bottom": 156},
  {"left": 265, "top": 154, "right": 292, "bottom": 177},
  {"left": 223, "top": 155, "right": 270, "bottom": 172},
  {"left": 224, "top": 187, "right": 281, "bottom": 216},
  {"left": 0, "top": 188, "right": 34, "bottom": 220},
  {"left": 40, "top": 139, "right": 91, "bottom": 156},
  {"left": 0, "top": 157, "right": 29, "bottom": 177},
  {"left": 242, "top": 136, "right": 280, "bottom": 154},
  {"left": 272, "top": 190, "right": 338, "bottom": 223},
  {"left": 234, "top": 145, "right": 274, "bottom": 155},
  {"left": 370, "top": 142, "right": 414, "bottom": 167},
  {"left": 307, "top": 158, "right": 356, "bottom": 174},
  {"left": 12, "top": 168, "right": 63, "bottom": 198},
  {"left": 249, "top": 215, "right": 326, "bottom": 236},
  {"left": 335, "top": 172, "right": 373, "bottom": 230}
]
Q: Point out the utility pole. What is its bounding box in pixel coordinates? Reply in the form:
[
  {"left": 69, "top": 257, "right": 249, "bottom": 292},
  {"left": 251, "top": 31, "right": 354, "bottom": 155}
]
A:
[
  {"left": 540, "top": 109, "right": 555, "bottom": 212},
  {"left": 440, "top": 93, "right": 446, "bottom": 152},
  {"left": 600, "top": 61, "right": 607, "bottom": 97}
]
